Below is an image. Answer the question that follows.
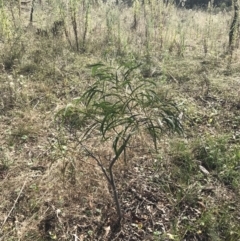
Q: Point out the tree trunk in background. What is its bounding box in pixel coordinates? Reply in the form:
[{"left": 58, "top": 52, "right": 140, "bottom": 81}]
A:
[{"left": 229, "top": 0, "right": 239, "bottom": 52}]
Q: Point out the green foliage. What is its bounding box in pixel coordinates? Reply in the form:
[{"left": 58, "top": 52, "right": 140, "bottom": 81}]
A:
[
  {"left": 195, "top": 136, "right": 228, "bottom": 171},
  {"left": 194, "top": 136, "right": 240, "bottom": 189},
  {"left": 58, "top": 62, "right": 182, "bottom": 150}
]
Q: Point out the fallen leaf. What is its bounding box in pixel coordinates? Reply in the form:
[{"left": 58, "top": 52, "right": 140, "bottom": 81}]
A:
[
  {"left": 199, "top": 165, "right": 209, "bottom": 175},
  {"left": 104, "top": 226, "right": 110, "bottom": 238}
]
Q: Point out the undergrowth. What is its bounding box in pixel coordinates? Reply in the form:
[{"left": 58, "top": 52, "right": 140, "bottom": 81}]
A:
[{"left": 0, "top": 1, "right": 239, "bottom": 240}]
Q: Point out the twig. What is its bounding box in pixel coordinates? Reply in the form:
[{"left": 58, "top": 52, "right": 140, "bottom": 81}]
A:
[
  {"left": 1, "top": 179, "right": 28, "bottom": 230},
  {"left": 81, "top": 143, "right": 111, "bottom": 184}
]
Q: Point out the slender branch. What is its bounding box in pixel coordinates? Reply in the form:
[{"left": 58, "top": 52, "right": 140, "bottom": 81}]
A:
[
  {"left": 110, "top": 134, "right": 131, "bottom": 170},
  {"left": 108, "top": 134, "right": 131, "bottom": 226},
  {"left": 108, "top": 163, "right": 122, "bottom": 227},
  {"left": 71, "top": 8, "right": 79, "bottom": 52},
  {"left": 80, "top": 143, "right": 111, "bottom": 184},
  {"left": 1, "top": 179, "right": 28, "bottom": 229},
  {"left": 30, "top": 0, "right": 35, "bottom": 23}
]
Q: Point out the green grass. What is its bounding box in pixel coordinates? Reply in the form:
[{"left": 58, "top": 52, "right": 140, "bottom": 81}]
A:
[{"left": 0, "top": 1, "right": 239, "bottom": 240}]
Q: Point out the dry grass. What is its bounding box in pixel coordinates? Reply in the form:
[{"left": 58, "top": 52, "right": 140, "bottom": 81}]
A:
[{"left": 0, "top": 1, "right": 240, "bottom": 240}]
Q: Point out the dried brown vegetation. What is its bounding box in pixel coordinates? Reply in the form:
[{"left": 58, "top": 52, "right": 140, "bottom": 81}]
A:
[{"left": 0, "top": 1, "right": 240, "bottom": 240}]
